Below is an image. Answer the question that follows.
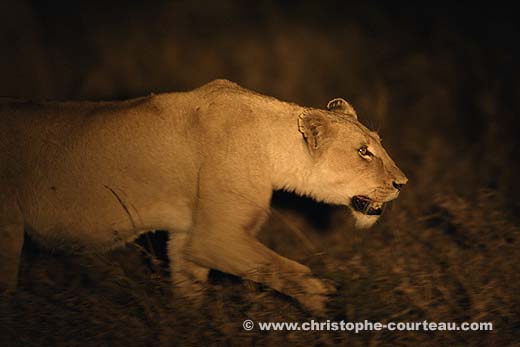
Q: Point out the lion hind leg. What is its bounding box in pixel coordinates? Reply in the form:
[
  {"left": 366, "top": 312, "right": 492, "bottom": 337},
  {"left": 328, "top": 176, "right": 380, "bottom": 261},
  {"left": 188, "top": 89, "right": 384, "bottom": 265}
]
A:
[
  {"left": 0, "top": 223, "right": 24, "bottom": 294},
  {"left": 0, "top": 197, "right": 24, "bottom": 294}
]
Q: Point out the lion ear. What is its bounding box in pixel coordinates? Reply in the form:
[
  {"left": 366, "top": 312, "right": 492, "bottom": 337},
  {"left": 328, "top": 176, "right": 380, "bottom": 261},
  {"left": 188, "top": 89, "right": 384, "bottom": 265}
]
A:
[
  {"left": 298, "top": 112, "right": 331, "bottom": 155},
  {"left": 326, "top": 98, "right": 357, "bottom": 120}
]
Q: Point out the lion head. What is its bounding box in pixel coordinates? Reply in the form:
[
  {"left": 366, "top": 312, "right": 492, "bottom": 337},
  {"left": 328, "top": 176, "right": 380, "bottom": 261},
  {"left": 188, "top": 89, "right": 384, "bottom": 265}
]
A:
[{"left": 298, "top": 98, "right": 408, "bottom": 228}]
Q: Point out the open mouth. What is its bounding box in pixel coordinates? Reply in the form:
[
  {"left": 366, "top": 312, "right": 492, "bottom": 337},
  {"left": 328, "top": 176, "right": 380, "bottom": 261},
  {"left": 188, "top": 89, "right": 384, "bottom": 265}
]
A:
[{"left": 351, "top": 195, "right": 384, "bottom": 215}]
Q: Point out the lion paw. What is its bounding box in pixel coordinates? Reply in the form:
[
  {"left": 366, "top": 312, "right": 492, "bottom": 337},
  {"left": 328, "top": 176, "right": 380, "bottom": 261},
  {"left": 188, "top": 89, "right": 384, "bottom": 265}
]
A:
[{"left": 297, "top": 276, "right": 336, "bottom": 316}]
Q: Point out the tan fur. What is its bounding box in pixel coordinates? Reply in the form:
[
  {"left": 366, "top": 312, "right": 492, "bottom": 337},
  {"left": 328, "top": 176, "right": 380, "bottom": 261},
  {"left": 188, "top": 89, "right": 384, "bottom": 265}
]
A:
[{"left": 0, "top": 79, "right": 406, "bottom": 314}]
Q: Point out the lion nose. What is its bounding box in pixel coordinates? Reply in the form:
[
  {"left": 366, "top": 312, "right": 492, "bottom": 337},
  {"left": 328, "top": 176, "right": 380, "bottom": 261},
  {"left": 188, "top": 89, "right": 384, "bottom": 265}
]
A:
[
  {"left": 392, "top": 177, "right": 407, "bottom": 191},
  {"left": 392, "top": 181, "right": 403, "bottom": 191}
]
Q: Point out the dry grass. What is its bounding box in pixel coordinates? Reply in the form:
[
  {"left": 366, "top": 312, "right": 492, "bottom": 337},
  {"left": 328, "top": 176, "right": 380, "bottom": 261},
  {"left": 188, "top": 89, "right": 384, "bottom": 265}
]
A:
[{"left": 1, "top": 2, "right": 519, "bottom": 346}]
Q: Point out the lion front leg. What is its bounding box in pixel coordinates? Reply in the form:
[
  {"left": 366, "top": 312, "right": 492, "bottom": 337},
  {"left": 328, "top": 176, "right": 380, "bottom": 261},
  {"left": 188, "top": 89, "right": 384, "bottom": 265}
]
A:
[
  {"left": 188, "top": 228, "right": 332, "bottom": 315},
  {"left": 168, "top": 231, "right": 210, "bottom": 305},
  {"left": 185, "top": 189, "right": 333, "bottom": 315}
]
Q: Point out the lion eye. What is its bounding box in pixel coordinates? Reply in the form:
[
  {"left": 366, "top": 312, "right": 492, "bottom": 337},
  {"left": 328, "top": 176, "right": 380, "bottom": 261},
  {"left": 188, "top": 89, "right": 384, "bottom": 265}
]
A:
[{"left": 358, "top": 145, "right": 372, "bottom": 158}]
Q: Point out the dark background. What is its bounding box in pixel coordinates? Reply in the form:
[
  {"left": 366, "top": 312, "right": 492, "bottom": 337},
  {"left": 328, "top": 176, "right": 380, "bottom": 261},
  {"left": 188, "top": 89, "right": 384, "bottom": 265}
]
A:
[{"left": 1, "top": 1, "right": 519, "bottom": 346}]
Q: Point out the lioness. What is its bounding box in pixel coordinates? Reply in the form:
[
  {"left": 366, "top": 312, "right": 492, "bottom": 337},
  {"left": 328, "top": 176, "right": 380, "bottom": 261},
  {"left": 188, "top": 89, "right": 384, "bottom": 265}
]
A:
[{"left": 0, "top": 79, "right": 406, "bottom": 313}]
